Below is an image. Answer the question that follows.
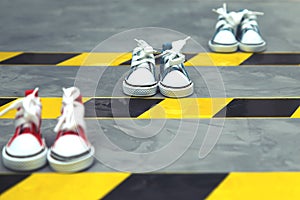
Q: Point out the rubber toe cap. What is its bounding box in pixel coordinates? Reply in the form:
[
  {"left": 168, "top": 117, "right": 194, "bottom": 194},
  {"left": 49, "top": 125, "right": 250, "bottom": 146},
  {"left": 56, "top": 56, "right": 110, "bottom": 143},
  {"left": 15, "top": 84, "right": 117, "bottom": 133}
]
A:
[
  {"left": 127, "top": 66, "right": 156, "bottom": 86},
  {"left": 161, "top": 70, "right": 190, "bottom": 88},
  {"left": 51, "top": 135, "right": 91, "bottom": 157},
  {"left": 6, "top": 134, "right": 44, "bottom": 157},
  {"left": 213, "top": 30, "right": 237, "bottom": 45}
]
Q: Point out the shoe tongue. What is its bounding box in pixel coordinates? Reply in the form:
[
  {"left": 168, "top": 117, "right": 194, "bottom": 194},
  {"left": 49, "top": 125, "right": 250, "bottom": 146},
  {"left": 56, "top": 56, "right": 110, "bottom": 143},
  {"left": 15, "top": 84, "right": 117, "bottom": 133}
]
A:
[
  {"left": 25, "top": 89, "right": 38, "bottom": 97},
  {"left": 21, "top": 127, "right": 32, "bottom": 134},
  {"left": 20, "top": 123, "right": 34, "bottom": 134},
  {"left": 227, "top": 11, "right": 244, "bottom": 27},
  {"left": 61, "top": 130, "right": 78, "bottom": 136}
]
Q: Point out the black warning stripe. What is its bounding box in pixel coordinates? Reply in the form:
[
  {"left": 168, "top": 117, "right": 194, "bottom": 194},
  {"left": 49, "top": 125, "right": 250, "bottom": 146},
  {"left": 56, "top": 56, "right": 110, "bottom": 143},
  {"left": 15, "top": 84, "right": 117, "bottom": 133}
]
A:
[
  {"left": 214, "top": 98, "right": 300, "bottom": 118},
  {"left": 84, "top": 98, "right": 163, "bottom": 118},
  {"left": 0, "top": 98, "right": 16, "bottom": 107},
  {"left": 0, "top": 174, "right": 30, "bottom": 193},
  {"left": 120, "top": 53, "right": 198, "bottom": 65},
  {"left": 0, "top": 53, "right": 80, "bottom": 65},
  {"left": 103, "top": 173, "right": 228, "bottom": 200},
  {"left": 241, "top": 53, "right": 300, "bottom": 65}
]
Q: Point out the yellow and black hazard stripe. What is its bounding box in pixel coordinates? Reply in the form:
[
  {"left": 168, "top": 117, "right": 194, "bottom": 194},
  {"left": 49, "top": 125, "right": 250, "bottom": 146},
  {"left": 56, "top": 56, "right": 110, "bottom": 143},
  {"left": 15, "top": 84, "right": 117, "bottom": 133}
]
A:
[
  {"left": 213, "top": 98, "right": 300, "bottom": 118},
  {"left": 1, "top": 172, "right": 300, "bottom": 199},
  {"left": 0, "top": 52, "right": 300, "bottom": 66},
  {"left": 2, "top": 97, "right": 300, "bottom": 119}
]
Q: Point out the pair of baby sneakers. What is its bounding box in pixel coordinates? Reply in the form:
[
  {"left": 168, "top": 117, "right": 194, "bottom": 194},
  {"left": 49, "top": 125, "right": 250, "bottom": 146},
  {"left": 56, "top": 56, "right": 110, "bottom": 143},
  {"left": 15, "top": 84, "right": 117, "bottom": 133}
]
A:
[
  {"left": 0, "top": 87, "right": 94, "bottom": 172},
  {"left": 209, "top": 3, "right": 266, "bottom": 53},
  {"left": 123, "top": 37, "right": 194, "bottom": 98}
]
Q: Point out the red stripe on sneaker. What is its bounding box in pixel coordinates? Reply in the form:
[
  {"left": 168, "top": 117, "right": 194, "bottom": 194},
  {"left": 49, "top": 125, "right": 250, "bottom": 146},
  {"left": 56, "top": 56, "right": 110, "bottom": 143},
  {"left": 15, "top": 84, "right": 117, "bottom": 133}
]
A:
[
  {"left": 25, "top": 89, "right": 38, "bottom": 97},
  {"left": 76, "top": 95, "right": 83, "bottom": 103},
  {"left": 6, "top": 127, "right": 21, "bottom": 146},
  {"left": 54, "top": 126, "right": 90, "bottom": 146}
]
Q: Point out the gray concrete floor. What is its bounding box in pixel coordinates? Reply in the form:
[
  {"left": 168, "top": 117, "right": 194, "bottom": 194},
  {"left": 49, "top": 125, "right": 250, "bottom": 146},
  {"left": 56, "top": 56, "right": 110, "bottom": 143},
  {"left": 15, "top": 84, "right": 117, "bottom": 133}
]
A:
[
  {"left": 0, "top": 0, "right": 299, "bottom": 52},
  {"left": 0, "top": 0, "right": 300, "bottom": 173}
]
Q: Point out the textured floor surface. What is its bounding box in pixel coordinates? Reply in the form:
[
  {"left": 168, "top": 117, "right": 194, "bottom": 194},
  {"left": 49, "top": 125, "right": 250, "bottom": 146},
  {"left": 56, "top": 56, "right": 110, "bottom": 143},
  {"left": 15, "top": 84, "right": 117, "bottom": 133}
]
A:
[{"left": 0, "top": 0, "right": 300, "bottom": 174}]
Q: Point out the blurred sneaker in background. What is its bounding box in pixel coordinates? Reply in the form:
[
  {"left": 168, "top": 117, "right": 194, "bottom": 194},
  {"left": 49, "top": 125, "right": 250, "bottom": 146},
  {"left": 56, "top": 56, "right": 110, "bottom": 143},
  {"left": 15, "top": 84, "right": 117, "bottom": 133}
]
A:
[{"left": 209, "top": 3, "right": 266, "bottom": 52}]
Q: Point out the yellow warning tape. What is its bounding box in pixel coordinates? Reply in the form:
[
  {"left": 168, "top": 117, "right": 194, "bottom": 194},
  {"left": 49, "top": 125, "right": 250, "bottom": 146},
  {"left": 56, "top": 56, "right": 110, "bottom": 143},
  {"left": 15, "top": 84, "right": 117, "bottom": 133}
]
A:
[
  {"left": 185, "top": 52, "right": 252, "bottom": 66},
  {"left": 138, "top": 98, "right": 233, "bottom": 119},
  {"left": 1, "top": 97, "right": 300, "bottom": 119},
  {"left": 1, "top": 52, "right": 300, "bottom": 66},
  {"left": 207, "top": 172, "right": 300, "bottom": 200},
  {"left": 0, "top": 97, "right": 91, "bottom": 119},
  {"left": 0, "top": 97, "right": 232, "bottom": 119},
  {"left": 0, "top": 172, "right": 130, "bottom": 200},
  {"left": 290, "top": 106, "right": 300, "bottom": 118},
  {"left": 57, "top": 52, "right": 132, "bottom": 66},
  {"left": 0, "top": 52, "right": 253, "bottom": 66},
  {"left": 0, "top": 52, "right": 23, "bottom": 62},
  {"left": 2, "top": 172, "right": 300, "bottom": 200}
]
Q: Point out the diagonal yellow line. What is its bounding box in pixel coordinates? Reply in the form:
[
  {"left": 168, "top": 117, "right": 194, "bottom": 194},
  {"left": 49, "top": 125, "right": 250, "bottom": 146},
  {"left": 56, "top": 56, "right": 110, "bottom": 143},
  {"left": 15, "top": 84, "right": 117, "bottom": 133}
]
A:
[
  {"left": 0, "top": 98, "right": 62, "bottom": 119},
  {"left": 185, "top": 52, "right": 253, "bottom": 66},
  {"left": 57, "top": 52, "right": 132, "bottom": 66},
  {"left": 137, "top": 98, "right": 233, "bottom": 119},
  {"left": 0, "top": 97, "right": 92, "bottom": 119},
  {"left": 0, "top": 172, "right": 130, "bottom": 200},
  {"left": 206, "top": 172, "right": 300, "bottom": 200},
  {"left": 82, "top": 97, "right": 92, "bottom": 103},
  {"left": 290, "top": 106, "right": 300, "bottom": 118},
  {"left": 0, "top": 52, "right": 23, "bottom": 62},
  {"left": 0, "top": 97, "right": 62, "bottom": 119},
  {"left": 0, "top": 98, "right": 22, "bottom": 119}
]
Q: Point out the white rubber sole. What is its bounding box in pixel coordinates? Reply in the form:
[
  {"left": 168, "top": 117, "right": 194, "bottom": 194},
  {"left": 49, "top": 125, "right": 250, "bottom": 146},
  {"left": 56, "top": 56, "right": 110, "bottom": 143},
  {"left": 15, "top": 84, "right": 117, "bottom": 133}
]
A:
[
  {"left": 159, "top": 82, "right": 194, "bottom": 98},
  {"left": 208, "top": 40, "right": 238, "bottom": 53},
  {"left": 47, "top": 146, "right": 95, "bottom": 173},
  {"left": 123, "top": 81, "right": 158, "bottom": 97},
  {"left": 2, "top": 146, "right": 47, "bottom": 171},
  {"left": 239, "top": 41, "right": 267, "bottom": 52}
]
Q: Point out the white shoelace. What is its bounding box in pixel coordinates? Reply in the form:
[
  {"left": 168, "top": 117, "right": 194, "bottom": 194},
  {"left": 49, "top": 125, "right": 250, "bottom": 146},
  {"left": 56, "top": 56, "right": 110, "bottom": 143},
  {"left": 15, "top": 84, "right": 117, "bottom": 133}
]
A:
[
  {"left": 0, "top": 88, "right": 40, "bottom": 128},
  {"left": 134, "top": 39, "right": 154, "bottom": 50},
  {"left": 131, "top": 37, "right": 190, "bottom": 69},
  {"left": 156, "top": 37, "right": 190, "bottom": 66},
  {"left": 54, "top": 88, "right": 79, "bottom": 133},
  {"left": 130, "top": 39, "right": 157, "bottom": 68},
  {"left": 240, "top": 9, "right": 264, "bottom": 31},
  {"left": 213, "top": 3, "right": 264, "bottom": 28}
]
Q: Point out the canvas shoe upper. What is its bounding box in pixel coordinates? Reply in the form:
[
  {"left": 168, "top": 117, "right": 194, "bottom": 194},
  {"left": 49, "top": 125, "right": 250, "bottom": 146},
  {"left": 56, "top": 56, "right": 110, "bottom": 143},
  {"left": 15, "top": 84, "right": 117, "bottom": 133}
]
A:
[
  {"left": 122, "top": 39, "right": 158, "bottom": 96},
  {"left": 209, "top": 3, "right": 244, "bottom": 52},
  {"left": 237, "top": 9, "right": 267, "bottom": 52},
  {"left": 159, "top": 37, "right": 193, "bottom": 98}
]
